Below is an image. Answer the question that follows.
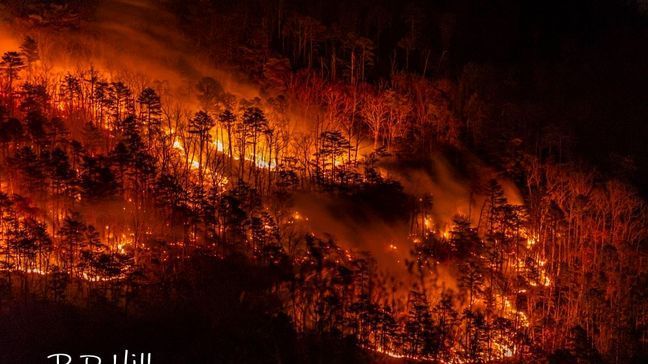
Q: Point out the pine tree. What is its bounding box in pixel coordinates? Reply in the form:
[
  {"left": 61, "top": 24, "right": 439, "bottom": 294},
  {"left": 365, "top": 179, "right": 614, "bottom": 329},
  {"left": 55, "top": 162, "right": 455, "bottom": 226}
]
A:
[
  {"left": 189, "top": 110, "right": 216, "bottom": 183},
  {"left": 242, "top": 106, "right": 268, "bottom": 177},
  {"left": 137, "top": 87, "right": 162, "bottom": 145},
  {"left": 1, "top": 52, "right": 25, "bottom": 106},
  {"left": 318, "top": 130, "right": 350, "bottom": 183},
  {"left": 19, "top": 36, "right": 39, "bottom": 65},
  {"left": 218, "top": 108, "right": 236, "bottom": 168},
  {"left": 58, "top": 213, "right": 88, "bottom": 274}
]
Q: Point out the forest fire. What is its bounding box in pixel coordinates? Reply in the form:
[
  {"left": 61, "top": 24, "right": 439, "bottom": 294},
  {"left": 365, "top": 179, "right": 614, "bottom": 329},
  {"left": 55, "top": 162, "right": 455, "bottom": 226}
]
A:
[{"left": 0, "top": 0, "right": 647, "bottom": 363}]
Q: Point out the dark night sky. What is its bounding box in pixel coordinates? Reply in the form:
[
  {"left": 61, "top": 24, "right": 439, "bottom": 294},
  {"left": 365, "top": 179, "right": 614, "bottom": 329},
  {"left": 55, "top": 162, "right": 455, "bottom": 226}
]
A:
[{"left": 270, "top": 0, "right": 648, "bottom": 188}]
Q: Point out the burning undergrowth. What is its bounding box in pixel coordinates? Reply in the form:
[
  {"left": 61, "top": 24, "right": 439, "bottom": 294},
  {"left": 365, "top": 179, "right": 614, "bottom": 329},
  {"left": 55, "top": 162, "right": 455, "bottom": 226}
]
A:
[{"left": 0, "top": 1, "right": 646, "bottom": 363}]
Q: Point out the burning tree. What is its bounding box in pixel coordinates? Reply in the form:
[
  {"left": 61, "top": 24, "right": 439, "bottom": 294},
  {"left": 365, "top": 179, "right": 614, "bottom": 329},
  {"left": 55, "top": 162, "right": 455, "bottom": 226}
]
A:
[{"left": 0, "top": 5, "right": 646, "bottom": 362}]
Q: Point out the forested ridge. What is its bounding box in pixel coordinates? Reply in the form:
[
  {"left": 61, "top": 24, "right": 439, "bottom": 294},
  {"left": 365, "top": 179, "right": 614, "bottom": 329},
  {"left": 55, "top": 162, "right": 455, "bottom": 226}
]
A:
[{"left": 0, "top": 0, "right": 646, "bottom": 363}]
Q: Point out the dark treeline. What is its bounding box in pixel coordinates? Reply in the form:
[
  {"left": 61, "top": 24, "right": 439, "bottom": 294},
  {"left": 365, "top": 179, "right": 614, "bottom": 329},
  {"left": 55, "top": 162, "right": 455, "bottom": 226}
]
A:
[
  {"left": 172, "top": 0, "right": 648, "bottom": 194},
  {"left": 0, "top": 0, "right": 647, "bottom": 363}
]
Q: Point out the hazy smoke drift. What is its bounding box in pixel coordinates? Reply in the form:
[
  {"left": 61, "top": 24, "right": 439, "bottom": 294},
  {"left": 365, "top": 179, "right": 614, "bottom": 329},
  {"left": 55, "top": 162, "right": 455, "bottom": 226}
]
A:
[
  {"left": 292, "top": 152, "right": 523, "bottom": 278},
  {"left": 3, "top": 0, "right": 258, "bottom": 102},
  {"left": 88, "top": 0, "right": 259, "bottom": 97}
]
